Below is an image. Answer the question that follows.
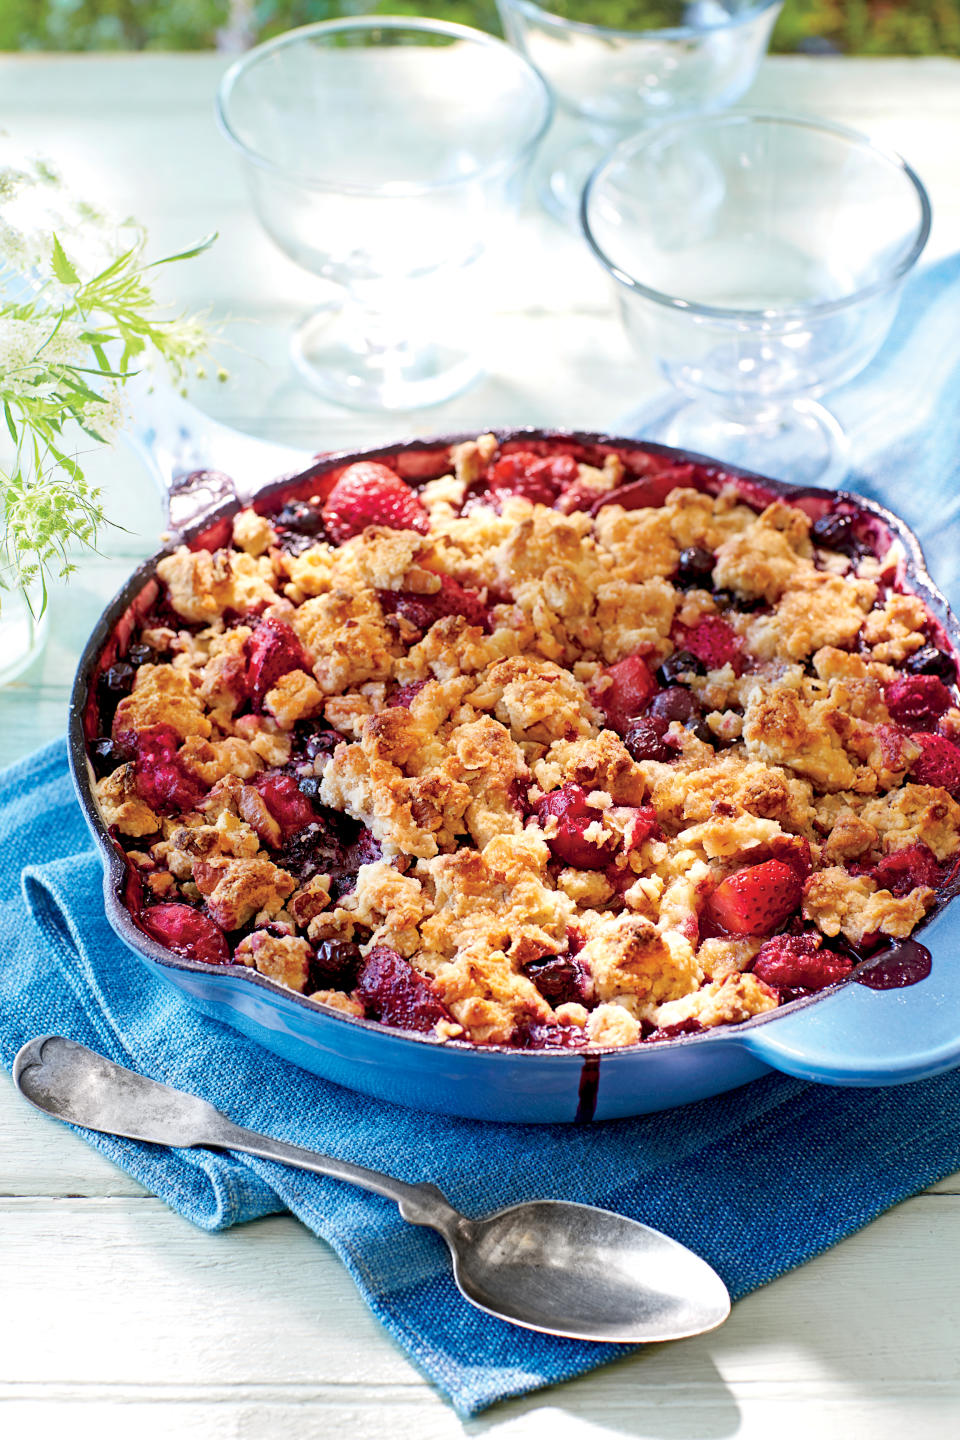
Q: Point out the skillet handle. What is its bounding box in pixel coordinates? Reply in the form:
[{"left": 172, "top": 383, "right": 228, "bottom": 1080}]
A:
[
  {"left": 739, "top": 902, "right": 960, "bottom": 1086},
  {"left": 120, "top": 373, "right": 313, "bottom": 528}
]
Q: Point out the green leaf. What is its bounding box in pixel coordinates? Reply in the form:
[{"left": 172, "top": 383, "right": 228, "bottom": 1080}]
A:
[
  {"left": 3, "top": 401, "right": 17, "bottom": 446},
  {"left": 50, "top": 234, "right": 80, "bottom": 286},
  {"left": 145, "top": 232, "right": 218, "bottom": 268}
]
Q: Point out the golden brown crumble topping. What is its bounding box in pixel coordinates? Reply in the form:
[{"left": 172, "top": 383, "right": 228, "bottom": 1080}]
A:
[{"left": 91, "top": 438, "right": 960, "bottom": 1051}]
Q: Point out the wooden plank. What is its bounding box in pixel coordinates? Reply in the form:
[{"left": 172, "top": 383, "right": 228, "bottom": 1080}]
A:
[{"left": 0, "top": 1194, "right": 958, "bottom": 1432}]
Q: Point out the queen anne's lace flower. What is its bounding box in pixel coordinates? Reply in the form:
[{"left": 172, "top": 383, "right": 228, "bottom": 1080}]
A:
[{"left": 0, "top": 147, "right": 214, "bottom": 610}]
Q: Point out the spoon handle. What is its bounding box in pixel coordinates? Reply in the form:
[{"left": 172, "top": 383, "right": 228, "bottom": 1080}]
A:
[{"left": 210, "top": 1116, "right": 460, "bottom": 1232}]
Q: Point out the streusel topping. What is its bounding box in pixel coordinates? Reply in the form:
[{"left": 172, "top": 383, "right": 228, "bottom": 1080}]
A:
[{"left": 89, "top": 437, "right": 960, "bottom": 1049}]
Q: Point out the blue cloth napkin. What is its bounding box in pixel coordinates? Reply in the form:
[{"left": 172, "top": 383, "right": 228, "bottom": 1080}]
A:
[{"left": 4, "top": 252, "right": 960, "bottom": 1418}]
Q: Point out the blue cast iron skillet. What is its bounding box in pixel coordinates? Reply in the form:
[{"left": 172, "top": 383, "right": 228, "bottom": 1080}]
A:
[{"left": 68, "top": 430, "right": 960, "bottom": 1123}]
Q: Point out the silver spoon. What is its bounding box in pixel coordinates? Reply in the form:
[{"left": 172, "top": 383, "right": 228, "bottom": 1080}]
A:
[{"left": 13, "top": 1034, "right": 730, "bottom": 1344}]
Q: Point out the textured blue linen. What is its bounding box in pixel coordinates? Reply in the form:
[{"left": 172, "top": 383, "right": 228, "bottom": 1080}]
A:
[{"left": 3, "top": 253, "right": 960, "bottom": 1417}]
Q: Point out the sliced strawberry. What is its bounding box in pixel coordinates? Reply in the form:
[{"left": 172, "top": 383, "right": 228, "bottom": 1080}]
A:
[
  {"left": 322, "top": 461, "right": 429, "bottom": 544},
  {"left": 486, "top": 451, "right": 578, "bottom": 507},
  {"left": 705, "top": 859, "right": 802, "bottom": 937},
  {"left": 757, "top": 834, "right": 812, "bottom": 885},
  {"left": 378, "top": 574, "right": 489, "bottom": 635},
  {"left": 885, "top": 674, "right": 953, "bottom": 731},
  {"left": 752, "top": 932, "right": 853, "bottom": 991},
  {"left": 865, "top": 843, "right": 942, "bottom": 897},
  {"left": 536, "top": 783, "right": 617, "bottom": 870},
  {"left": 592, "top": 652, "right": 657, "bottom": 736},
  {"left": 356, "top": 945, "right": 453, "bottom": 1033},
  {"left": 245, "top": 618, "right": 309, "bottom": 711},
  {"left": 253, "top": 771, "right": 317, "bottom": 839},
  {"left": 139, "top": 903, "right": 230, "bottom": 966},
  {"left": 909, "top": 732, "right": 960, "bottom": 797},
  {"left": 672, "top": 616, "right": 743, "bottom": 674}
]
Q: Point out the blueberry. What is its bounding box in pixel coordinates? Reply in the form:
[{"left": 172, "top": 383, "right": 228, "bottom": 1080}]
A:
[
  {"left": 310, "top": 940, "right": 363, "bottom": 990},
  {"left": 126, "top": 643, "right": 156, "bottom": 668},
  {"left": 90, "top": 737, "right": 126, "bottom": 778},
  {"left": 101, "top": 662, "right": 136, "bottom": 696},
  {"left": 675, "top": 546, "right": 715, "bottom": 588},
  {"left": 903, "top": 645, "right": 957, "bottom": 683},
  {"left": 521, "top": 954, "right": 586, "bottom": 1008},
  {"left": 302, "top": 728, "right": 343, "bottom": 761},
  {"left": 712, "top": 589, "right": 736, "bottom": 612},
  {"left": 656, "top": 650, "right": 705, "bottom": 686},
  {"left": 297, "top": 775, "right": 322, "bottom": 800},
  {"left": 276, "top": 500, "right": 326, "bottom": 536},
  {"left": 685, "top": 717, "right": 719, "bottom": 746},
  {"left": 810, "top": 512, "right": 863, "bottom": 558},
  {"left": 624, "top": 716, "right": 671, "bottom": 763},
  {"left": 647, "top": 686, "right": 699, "bottom": 724}
]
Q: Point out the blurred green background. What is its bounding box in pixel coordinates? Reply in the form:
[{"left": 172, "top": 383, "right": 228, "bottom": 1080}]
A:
[{"left": 1, "top": 1, "right": 958, "bottom": 55}]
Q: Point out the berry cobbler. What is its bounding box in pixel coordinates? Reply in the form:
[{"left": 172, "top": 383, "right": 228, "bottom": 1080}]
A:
[{"left": 88, "top": 435, "right": 960, "bottom": 1051}]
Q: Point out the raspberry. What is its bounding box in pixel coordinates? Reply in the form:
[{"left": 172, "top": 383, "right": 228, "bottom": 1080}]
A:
[
  {"left": 672, "top": 617, "right": 743, "bottom": 674},
  {"left": 866, "top": 843, "right": 942, "bottom": 897},
  {"left": 126, "top": 724, "right": 206, "bottom": 815},
  {"left": 245, "top": 618, "right": 309, "bottom": 711},
  {"left": 885, "top": 674, "right": 953, "bottom": 730},
  {"left": 909, "top": 732, "right": 960, "bottom": 797},
  {"left": 752, "top": 933, "right": 853, "bottom": 991},
  {"left": 356, "top": 945, "right": 453, "bottom": 1033},
  {"left": 253, "top": 771, "right": 317, "bottom": 839},
  {"left": 592, "top": 652, "right": 657, "bottom": 736},
  {"left": 321, "top": 462, "right": 429, "bottom": 544},
  {"left": 705, "top": 859, "right": 802, "bottom": 937},
  {"left": 139, "top": 903, "right": 230, "bottom": 966},
  {"left": 536, "top": 783, "right": 617, "bottom": 870},
  {"left": 487, "top": 451, "right": 578, "bottom": 507}
]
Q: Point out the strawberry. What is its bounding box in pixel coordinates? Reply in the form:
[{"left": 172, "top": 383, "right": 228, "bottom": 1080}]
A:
[
  {"left": 757, "top": 834, "right": 812, "bottom": 885},
  {"left": 592, "top": 651, "right": 657, "bottom": 736},
  {"left": 672, "top": 616, "right": 743, "bottom": 674},
  {"left": 252, "top": 772, "right": 317, "bottom": 839},
  {"left": 705, "top": 859, "right": 802, "bottom": 936},
  {"left": 536, "top": 783, "right": 618, "bottom": 870},
  {"left": 752, "top": 932, "right": 853, "bottom": 990},
  {"left": 865, "top": 842, "right": 942, "bottom": 896},
  {"left": 909, "top": 732, "right": 960, "bottom": 797},
  {"left": 378, "top": 574, "right": 489, "bottom": 635},
  {"left": 487, "top": 451, "right": 578, "bottom": 507},
  {"left": 139, "top": 903, "right": 230, "bottom": 966},
  {"left": 885, "top": 674, "right": 953, "bottom": 731},
  {"left": 245, "top": 618, "right": 309, "bottom": 711},
  {"left": 356, "top": 945, "right": 453, "bottom": 1033},
  {"left": 321, "top": 461, "right": 429, "bottom": 544}
]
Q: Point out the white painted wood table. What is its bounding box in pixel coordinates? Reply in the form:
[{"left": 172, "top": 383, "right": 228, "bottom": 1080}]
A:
[{"left": 1, "top": 52, "right": 959, "bottom": 1440}]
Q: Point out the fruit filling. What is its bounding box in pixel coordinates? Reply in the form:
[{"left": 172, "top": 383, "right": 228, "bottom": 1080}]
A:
[{"left": 89, "top": 434, "right": 960, "bottom": 1049}]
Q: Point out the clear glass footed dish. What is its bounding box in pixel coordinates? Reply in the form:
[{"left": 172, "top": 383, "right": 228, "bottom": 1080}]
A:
[{"left": 83, "top": 436, "right": 960, "bottom": 1052}]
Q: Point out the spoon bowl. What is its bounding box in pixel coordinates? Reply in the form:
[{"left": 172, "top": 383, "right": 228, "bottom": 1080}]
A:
[
  {"left": 452, "top": 1199, "right": 730, "bottom": 1342},
  {"left": 14, "top": 1035, "right": 730, "bottom": 1344}
]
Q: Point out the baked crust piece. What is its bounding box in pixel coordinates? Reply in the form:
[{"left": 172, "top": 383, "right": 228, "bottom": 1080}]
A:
[{"left": 92, "top": 440, "right": 960, "bottom": 1050}]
